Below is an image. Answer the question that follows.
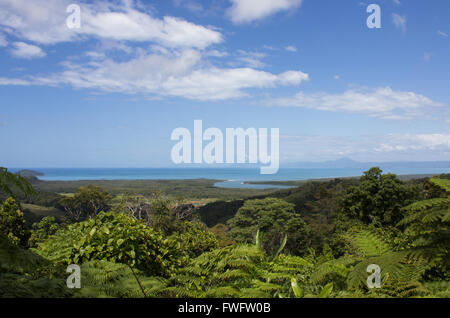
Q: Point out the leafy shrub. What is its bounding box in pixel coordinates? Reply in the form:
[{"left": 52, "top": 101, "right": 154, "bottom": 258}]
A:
[
  {"left": 35, "top": 212, "right": 183, "bottom": 277},
  {"left": 0, "top": 197, "right": 30, "bottom": 247},
  {"left": 29, "top": 216, "right": 60, "bottom": 247},
  {"left": 170, "top": 221, "right": 219, "bottom": 259}
]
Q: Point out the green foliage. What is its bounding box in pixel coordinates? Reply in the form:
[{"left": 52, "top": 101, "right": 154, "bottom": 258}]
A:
[
  {"left": 290, "top": 278, "right": 303, "bottom": 298},
  {"left": 208, "top": 223, "right": 235, "bottom": 247},
  {"left": 227, "top": 198, "right": 310, "bottom": 256},
  {"left": 74, "top": 260, "right": 166, "bottom": 298},
  {"left": 397, "top": 177, "right": 450, "bottom": 280},
  {"left": 29, "top": 216, "right": 60, "bottom": 247},
  {"left": 369, "top": 279, "right": 429, "bottom": 298},
  {"left": 3, "top": 170, "right": 449, "bottom": 299},
  {"left": 35, "top": 212, "right": 183, "bottom": 277},
  {"left": 429, "top": 177, "right": 450, "bottom": 192},
  {"left": 0, "top": 234, "right": 71, "bottom": 298},
  {"left": 144, "top": 195, "right": 185, "bottom": 235},
  {"left": 344, "top": 228, "right": 393, "bottom": 257},
  {"left": 0, "top": 167, "right": 36, "bottom": 199},
  {"left": 318, "top": 282, "right": 334, "bottom": 298},
  {"left": 166, "top": 244, "right": 272, "bottom": 298},
  {"left": 0, "top": 197, "right": 30, "bottom": 247},
  {"left": 422, "top": 281, "right": 450, "bottom": 298},
  {"left": 166, "top": 229, "right": 318, "bottom": 299},
  {"left": 310, "top": 227, "right": 427, "bottom": 294},
  {"left": 59, "top": 185, "right": 112, "bottom": 221},
  {"left": 340, "top": 167, "right": 413, "bottom": 227},
  {"left": 170, "top": 221, "right": 219, "bottom": 259}
]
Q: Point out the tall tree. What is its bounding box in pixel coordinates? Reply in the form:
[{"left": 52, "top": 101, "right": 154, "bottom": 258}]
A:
[
  {"left": 340, "top": 167, "right": 413, "bottom": 227},
  {"left": 59, "top": 185, "right": 112, "bottom": 221},
  {"left": 227, "top": 198, "right": 310, "bottom": 256}
]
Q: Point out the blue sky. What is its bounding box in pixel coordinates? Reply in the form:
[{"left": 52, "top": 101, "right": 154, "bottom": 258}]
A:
[{"left": 0, "top": 0, "right": 449, "bottom": 167}]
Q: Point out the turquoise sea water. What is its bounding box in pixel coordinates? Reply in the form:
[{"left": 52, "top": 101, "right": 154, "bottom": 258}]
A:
[{"left": 8, "top": 167, "right": 450, "bottom": 189}]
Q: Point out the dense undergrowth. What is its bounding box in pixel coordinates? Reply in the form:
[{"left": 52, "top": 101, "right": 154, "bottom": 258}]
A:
[{"left": 0, "top": 167, "right": 448, "bottom": 298}]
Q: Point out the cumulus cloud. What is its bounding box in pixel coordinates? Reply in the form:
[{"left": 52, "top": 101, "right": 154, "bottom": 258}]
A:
[
  {"left": 0, "top": 48, "right": 309, "bottom": 100},
  {"left": 0, "top": 0, "right": 222, "bottom": 48},
  {"left": 227, "top": 0, "right": 303, "bottom": 24},
  {"left": 265, "top": 87, "right": 445, "bottom": 120},
  {"left": 10, "top": 42, "right": 46, "bottom": 59},
  {"left": 392, "top": 13, "right": 407, "bottom": 33},
  {"left": 0, "top": 0, "right": 312, "bottom": 101}
]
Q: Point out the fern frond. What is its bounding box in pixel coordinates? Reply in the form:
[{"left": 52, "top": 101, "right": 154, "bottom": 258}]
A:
[
  {"left": 344, "top": 229, "right": 392, "bottom": 257},
  {"left": 430, "top": 178, "right": 450, "bottom": 192}
]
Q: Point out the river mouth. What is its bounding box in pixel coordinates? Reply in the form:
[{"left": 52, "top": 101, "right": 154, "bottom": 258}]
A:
[{"left": 214, "top": 180, "right": 295, "bottom": 190}]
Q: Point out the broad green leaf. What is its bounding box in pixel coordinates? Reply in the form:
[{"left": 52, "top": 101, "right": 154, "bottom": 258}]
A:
[
  {"left": 318, "top": 282, "right": 333, "bottom": 298},
  {"left": 291, "top": 278, "right": 303, "bottom": 298},
  {"left": 273, "top": 234, "right": 288, "bottom": 260}
]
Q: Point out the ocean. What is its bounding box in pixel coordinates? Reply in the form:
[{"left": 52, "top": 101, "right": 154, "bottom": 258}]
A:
[{"left": 9, "top": 167, "right": 450, "bottom": 189}]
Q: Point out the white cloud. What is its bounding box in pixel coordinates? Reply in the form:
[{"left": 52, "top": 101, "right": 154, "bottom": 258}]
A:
[
  {"left": 205, "top": 49, "right": 228, "bottom": 57},
  {"left": 0, "top": 33, "right": 7, "bottom": 46},
  {"left": 437, "top": 30, "right": 448, "bottom": 37},
  {"left": 280, "top": 133, "right": 450, "bottom": 162},
  {"left": 0, "top": 0, "right": 222, "bottom": 49},
  {"left": 10, "top": 42, "right": 46, "bottom": 59},
  {"left": 262, "top": 45, "right": 276, "bottom": 50},
  {"left": 0, "top": 49, "right": 309, "bottom": 100},
  {"left": 161, "top": 68, "right": 307, "bottom": 100},
  {"left": 285, "top": 45, "right": 297, "bottom": 52},
  {"left": 374, "top": 134, "right": 450, "bottom": 152},
  {"left": 235, "top": 50, "right": 267, "bottom": 68},
  {"left": 392, "top": 13, "right": 407, "bottom": 33},
  {"left": 0, "top": 0, "right": 311, "bottom": 101},
  {"left": 0, "top": 77, "right": 32, "bottom": 85},
  {"left": 265, "top": 87, "right": 445, "bottom": 120},
  {"left": 82, "top": 13, "right": 222, "bottom": 49},
  {"left": 85, "top": 51, "right": 106, "bottom": 59},
  {"left": 227, "top": 0, "right": 303, "bottom": 24}
]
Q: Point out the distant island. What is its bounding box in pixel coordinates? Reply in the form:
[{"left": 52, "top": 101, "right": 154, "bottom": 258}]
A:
[{"left": 15, "top": 169, "right": 44, "bottom": 179}]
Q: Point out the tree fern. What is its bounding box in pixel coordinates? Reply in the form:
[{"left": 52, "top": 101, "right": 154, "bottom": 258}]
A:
[
  {"left": 74, "top": 260, "right": 166, "bottom": 298},
  {"left": 397, "top": 177, "right": 449, "bottom": 271},
  {"left": 0, "top": 234, "right": 71, "bottom": 298},
  {"left": 344, "top": 228, "right": 392, "bottom": 257},
  {"left": 430, "top": 177, "right": 450, "bottom": 192}
]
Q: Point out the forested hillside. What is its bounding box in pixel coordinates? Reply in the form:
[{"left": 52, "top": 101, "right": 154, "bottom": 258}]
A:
[{"left": 0, "top": 167, "right": 449, "bottom": 298}]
